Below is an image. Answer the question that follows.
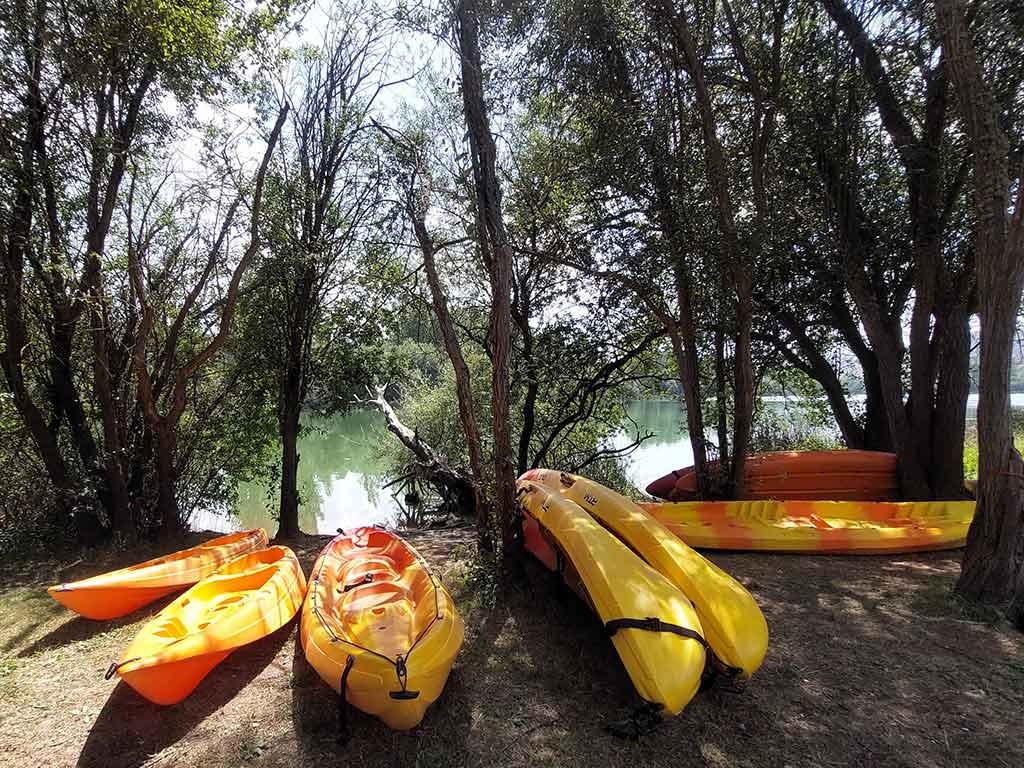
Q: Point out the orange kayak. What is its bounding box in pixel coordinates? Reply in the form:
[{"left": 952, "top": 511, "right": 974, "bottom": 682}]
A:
[
  {"left": 643, "top": 499, "right": 974, "bottom": 554},
  {"left": 301, "top": 528, "right": 464, "bottom": 730},
  {"left": 110, "top": 545, "right": 306, "bottom": 704},
  {"left": 646, "top": 450, "right": 899, "bottom": 501},
  {"left": 48, "top": 529, "right": 269, "bottom": 619}
]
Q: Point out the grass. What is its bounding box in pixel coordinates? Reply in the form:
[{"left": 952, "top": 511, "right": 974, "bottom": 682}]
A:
[
  {"left": 0, "top": 529, "right": 1022, "bottom": 767},
  {"left": 962, "top": 413, "right": 1024, "bottom": 481}
]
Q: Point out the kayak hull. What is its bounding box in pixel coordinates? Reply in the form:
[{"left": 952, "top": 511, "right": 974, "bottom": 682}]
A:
[
  {"left": 646, "top": 450, "right": 899, "bottom": 501},
  {"left": 301, "top": 528, "right": 464, "bottom": 731},
  {"left": 643, "top": 499, "right": 975, "bottom": 554},
  {"left": 48, "top": 584, "right": 181, "bottom": 621},
  {"left": 524, "top": 469, "right": 768, "bottom": 678},
  {"left": 517, "top": 480, "right": 706, "bottom": 716},
  {"left": 48, "top": 529, "right": 269, "bottom": 620},
  {"left": 114, "top": 546, "right": 305, "bottom": 704}
]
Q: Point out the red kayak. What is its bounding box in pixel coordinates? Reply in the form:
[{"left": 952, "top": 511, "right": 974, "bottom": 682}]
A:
[{"left": 645, "top": 450, "right": 899, "bottom": 501}]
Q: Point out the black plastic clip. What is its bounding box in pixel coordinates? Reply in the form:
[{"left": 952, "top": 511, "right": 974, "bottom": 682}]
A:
[{"left": 343, "top": 573, "right": 373, "bottom": 592}]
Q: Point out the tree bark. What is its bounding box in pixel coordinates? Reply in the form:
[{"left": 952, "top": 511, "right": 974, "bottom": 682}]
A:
[
  {"left": 930, "top": 304, "right": 970, "bottom": 498},
  {"left": 411, "top": 211, "right": 490, "bottom": 545},
  {"left": 362, "top": 386, "right": 477, "bottom": 515},
  {"left": 820, "top": 0, "right": 972, "bottom": 500},
  {"left": 457, "top": 0, "right": 519, "bottom": 558},
  {"left": 277, "top": 398, "right": 302, "bottom": 540},
  {"left": 935, "top": 0, "right": 1024, "bottom": 619},
  {"left": 649, "top": 124, "right": 710, "bottom": 491},
  {"left": 512, "top": 271, "right": 538, "bottom": 476},
  {"left": 654, "top": 0, "right": 756, "bottom": 496},
  {"left": 154, "top": 423, "right": 181, "bottom": 538},
  {"left": 276, "top": 268, "right": 311, "bottom": 541},
  {"left": 0, "top": 4, "right": 107, "bottom": 542}
]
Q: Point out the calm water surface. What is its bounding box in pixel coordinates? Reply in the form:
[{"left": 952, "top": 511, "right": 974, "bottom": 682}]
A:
[{"left": 193, "top": 395, "right": 1018, "bottom": 534}]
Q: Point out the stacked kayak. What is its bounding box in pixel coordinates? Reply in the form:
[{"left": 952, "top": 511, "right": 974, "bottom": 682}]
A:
[
  {"left": 524, "top": 470, "right": 768, "bottom": 677},
  {"left": 110, "top": 546, "right": 306, "bottom": 704},
  {"left": 301, "top": 527, "right": 465, "bottom": 730},
  {"left": 646, "top": 450, "right": 899, "bottom": 501},
  {"left": 517, "top": 480, "right": 707, "bottom": 715},
  {"left": 48, "top": 529, "right": 269, "bottom": 619},
  {"left": 642, "top": 499, "right": 975, "bottom": 554}
]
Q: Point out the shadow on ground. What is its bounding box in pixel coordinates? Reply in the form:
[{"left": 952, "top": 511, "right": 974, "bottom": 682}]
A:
[
  {"left": 75, "top": 617, "right": 295, "bottom": 768},
  {"left": 17, "top": 594, "right": 181, "bottom": 659},
  {"left": 1, "top": 528, "right": 1022, "bottom": 768}
]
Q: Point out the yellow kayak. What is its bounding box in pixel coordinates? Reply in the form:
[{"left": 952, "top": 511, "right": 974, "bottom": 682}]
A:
[
  {"left": 523, "top": 470, "right": 768, "bottom": 677},
  {"left": 517, "top": 480, "right": 706, "bottom": 716},
  {"left": 111, "top": 546, "right": 306, "bottom": 704},
  {"left": 642, "top": 499, "right": 975, "bottom": 554},
  {"left": 301, "top": 528, "right": 464, "bottom": 730}
]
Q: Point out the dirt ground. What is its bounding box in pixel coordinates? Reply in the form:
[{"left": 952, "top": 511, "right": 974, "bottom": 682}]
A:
[{"left": 0, "top": 527, "right": 1021, "bottom": 768}]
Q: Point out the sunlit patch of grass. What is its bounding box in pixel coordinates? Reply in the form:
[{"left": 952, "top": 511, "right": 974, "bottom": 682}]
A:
[
  {"left": 0, "top": 657, "right": 17, "bottom": 700},
  {"left": 233, "top": 721, "right": 266, "bottom": 764},
  {"left": 444, "top": 544, "right": 499, "bottom": 609},
  {"left": 911, "top": 578, "right": 1008, "bottom": 626}
]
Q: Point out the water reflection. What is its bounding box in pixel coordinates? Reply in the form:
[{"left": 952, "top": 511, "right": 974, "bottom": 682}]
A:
[
  {"left": 617, "top": 400, "right": 694, "bottom": 493},
  {"left": 192, "top": 410, "right": 401, "bottom": 534},
  {"left": 195, "top": 395, "right": 1020, "bottom": 533}
]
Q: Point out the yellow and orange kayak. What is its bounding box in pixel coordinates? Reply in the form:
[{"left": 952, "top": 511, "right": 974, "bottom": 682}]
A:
[
  {"left": 646, "top": 450, "right": 899, "bottom": 501},
  {"left": 518, "top": 480, "right": 707, "bottom": 716},
  {"left": 48, "top": 529, "right": 269, "bottom": 619},
  {"left": 301, "top": 528, "right": 464, "bottom": 730},
  {"left": 524, "top": 470, "right": 768, "bottom": 678},
  {"left": 642, "top": 499, "right": 975, "bottom": 554},
  {"left": 110, "top": 545, "right": 306, "bottom": 704}
]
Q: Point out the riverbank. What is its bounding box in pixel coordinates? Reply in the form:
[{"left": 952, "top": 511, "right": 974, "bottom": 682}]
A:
[{"left": 1, "top": 528, "right": 1022, "bottom": 767}]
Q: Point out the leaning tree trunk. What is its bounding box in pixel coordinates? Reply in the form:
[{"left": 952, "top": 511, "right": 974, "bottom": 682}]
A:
[
  {"left": 935, "top": 0, "right": 1024, "bottom": 622},
  {"left": 457, "top": 0, "right": 519, "bottom": 559},
  {"left": 411, "top": 212, "right": 491, "bottom": 546},
  {"left": 363, "top": 386, "right": 477, "bottom": 516}
]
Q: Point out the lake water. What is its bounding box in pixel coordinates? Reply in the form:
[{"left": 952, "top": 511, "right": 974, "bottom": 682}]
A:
[{"left": 192, "top": 394, "right": 1018, "bottom": 534}]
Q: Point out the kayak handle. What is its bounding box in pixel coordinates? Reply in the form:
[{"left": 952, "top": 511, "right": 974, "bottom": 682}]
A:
[{"left": 389, "top": 689, "right": 420, "bottom": 700}]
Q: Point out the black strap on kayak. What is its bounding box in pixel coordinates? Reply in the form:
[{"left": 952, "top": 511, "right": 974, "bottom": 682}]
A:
[
  {"left": 605, "top": 617, "right": 709, "bottom": 648},
  {"left": 337, "top": 654, "right": 355, "bottom": 744},
  {"left": 389, "top": 654, "right": 420, "bottom": 700},
  {"left": 104, "top": 657, "right": 141, "bottom": 680}
]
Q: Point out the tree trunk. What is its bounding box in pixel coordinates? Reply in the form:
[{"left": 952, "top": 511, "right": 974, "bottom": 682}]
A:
[
  {"left": 657, "top": 0, "right": 754, "bottom": 497},
  {"left": 714, "top": 314, "right": 730, "bottom": 470},
  {"left": 731, "top": 274, "right": 755, "bottom": 495},
  {"left": 457, "top": 0, "right": 519, "bottom": 559},
  {"left": 861, "top": 355, "right": 893, "bottom": 451},
  {"left": 513, "top": 282, "right": 538, "bottom": 476},
  {"left": 277, "top": 398, "right": 302, "bottom": 539},
  {"left": 155, "top": 423, "right": 182, "bottom": 539},
  {"left": 930, "top": 304, "right": 970, "bottom": 498},
  {"left": 935, "top": 0, "right": 1024, "bottom": 617},
  {"left": 411, "top": 214, "right": 490, "bottom": 545},
  {"left": 651, "top": 125, "right": 710, "bottom": 492},
  {"left": 84, "top": 254, "right": 133, "bottom": 535},
  {"left": 276, "top": 283, "right": 307, "bottom": 540}
]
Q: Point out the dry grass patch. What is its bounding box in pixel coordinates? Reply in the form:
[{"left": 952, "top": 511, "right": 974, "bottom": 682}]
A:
[{"left": 0, "top": 529, "right": 1021, "bottom": 767}]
